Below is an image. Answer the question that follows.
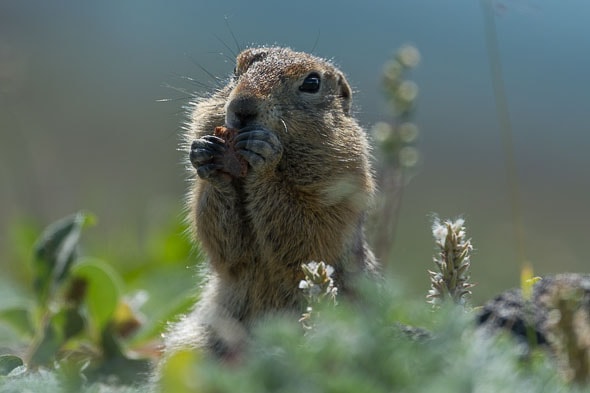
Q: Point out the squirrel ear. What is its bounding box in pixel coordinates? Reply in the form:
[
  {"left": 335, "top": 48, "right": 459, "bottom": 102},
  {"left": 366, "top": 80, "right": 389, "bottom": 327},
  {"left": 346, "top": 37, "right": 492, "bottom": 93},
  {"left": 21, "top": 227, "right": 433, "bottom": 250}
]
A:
[
  {"left": 337, "top": 74, "right": 352, "bottom": 115},
  {"left": 236, "top": 48, "right": 269, "bottom": 76}
]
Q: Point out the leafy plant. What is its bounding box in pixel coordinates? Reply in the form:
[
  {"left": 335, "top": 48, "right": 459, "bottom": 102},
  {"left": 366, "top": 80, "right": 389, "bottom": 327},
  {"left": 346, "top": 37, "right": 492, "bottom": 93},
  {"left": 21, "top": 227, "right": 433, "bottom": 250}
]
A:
[{"left": 0, "top": 212, "right": 152, "bottom": 389}]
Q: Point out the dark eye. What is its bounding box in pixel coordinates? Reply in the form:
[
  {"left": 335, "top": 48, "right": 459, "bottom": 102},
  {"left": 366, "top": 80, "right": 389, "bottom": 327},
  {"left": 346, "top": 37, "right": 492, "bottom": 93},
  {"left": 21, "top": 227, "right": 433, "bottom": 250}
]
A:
[{"left": 299, "top": 73, "right": 321, "bottom": 93}]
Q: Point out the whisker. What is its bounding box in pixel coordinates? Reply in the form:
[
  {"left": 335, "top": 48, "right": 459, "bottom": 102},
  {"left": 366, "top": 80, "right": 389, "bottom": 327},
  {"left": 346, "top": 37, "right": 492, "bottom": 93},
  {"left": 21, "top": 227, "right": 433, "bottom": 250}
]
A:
[
  {"left": 156, "top": 96, "right": 192, "bottom": 103},
  {"left": 280, "top": 117, "right": 288, "bottom": 133},
  {"left": 224, "top": 15, "right": 242, "bottom": 53},
  {"left": 213, "top": 33, "right": 238, "bottom": 60},
  {"left": 310, "top": 29, "right": 321, "bottom": 54},
  {"left": 161, "top": 82, "right": 196, "bottom": 97},
  {"left": 172, "top": 73, "right": 214, "bottom": 90},
  {"left": 186, "top": 55, "right": 224, "bottom": 88}
]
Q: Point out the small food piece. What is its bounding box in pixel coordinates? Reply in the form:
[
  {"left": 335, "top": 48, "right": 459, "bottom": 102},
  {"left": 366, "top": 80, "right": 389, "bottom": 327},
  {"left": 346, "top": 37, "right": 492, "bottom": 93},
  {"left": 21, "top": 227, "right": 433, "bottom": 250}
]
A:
[{"left": 213, "top": 126, "right": 248, "bottom": 178}]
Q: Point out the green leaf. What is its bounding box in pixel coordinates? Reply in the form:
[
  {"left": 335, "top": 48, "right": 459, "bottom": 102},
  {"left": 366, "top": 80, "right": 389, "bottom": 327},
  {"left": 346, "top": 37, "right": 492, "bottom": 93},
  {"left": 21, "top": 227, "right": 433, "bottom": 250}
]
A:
[
  {"left": 32, "top": 211, "right": 95, "bottom": 306},
  {"left": 72, "top": 258, "right": 122, "bottom": 333},
  {"left": 53, "top": 308, "right": 85, "bottom": 340},
  {"left": 0, "top": 306, "right": 35, "bottom": 337},
  {"left": 0, "top": 355, "right": 24, "bottom": 376}
]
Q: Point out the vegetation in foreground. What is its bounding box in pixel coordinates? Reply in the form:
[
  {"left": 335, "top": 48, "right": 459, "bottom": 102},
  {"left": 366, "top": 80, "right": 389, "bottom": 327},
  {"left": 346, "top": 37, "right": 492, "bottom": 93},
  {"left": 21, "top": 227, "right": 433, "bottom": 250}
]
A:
[{"left": 1, "top": 212, "right": 589, "bottom": 393}]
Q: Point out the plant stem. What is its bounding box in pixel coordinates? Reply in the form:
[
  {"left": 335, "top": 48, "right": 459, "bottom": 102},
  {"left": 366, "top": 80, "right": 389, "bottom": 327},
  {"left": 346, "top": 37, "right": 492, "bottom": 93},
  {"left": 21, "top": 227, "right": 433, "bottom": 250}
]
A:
[{"left": 481, "top": 0, "right": 527, "bottom": 265}]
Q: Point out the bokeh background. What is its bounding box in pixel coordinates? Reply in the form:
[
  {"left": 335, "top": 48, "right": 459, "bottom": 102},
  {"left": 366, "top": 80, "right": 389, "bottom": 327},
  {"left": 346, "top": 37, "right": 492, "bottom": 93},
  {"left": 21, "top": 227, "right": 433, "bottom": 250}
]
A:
[{"left": 1, "top": 0, "right": 589, "bottom": 305}]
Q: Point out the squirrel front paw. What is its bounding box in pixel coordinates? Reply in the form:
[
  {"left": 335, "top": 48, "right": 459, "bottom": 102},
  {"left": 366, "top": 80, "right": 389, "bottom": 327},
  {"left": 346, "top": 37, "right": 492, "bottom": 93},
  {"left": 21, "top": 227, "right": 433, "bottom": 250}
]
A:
[
  {"left": 189, "top": 135, "right": 228, "bottom": 181},
  {"left": 235, "top": 128, "right": 283, "bottom": 173}
]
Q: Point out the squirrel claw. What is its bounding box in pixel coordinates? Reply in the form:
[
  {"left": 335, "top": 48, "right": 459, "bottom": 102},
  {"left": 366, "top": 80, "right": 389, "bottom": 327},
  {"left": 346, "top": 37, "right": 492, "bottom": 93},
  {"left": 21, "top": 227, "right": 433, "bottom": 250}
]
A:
[{"left": 190, "top": 136, "right": 228, "bottom": 180}]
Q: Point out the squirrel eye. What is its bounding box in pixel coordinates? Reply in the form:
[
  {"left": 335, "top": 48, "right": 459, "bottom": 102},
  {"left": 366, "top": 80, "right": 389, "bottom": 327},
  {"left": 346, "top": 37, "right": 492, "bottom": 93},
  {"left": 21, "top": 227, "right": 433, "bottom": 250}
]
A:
[{"left": 299, "top": 73, "right": 321, "bottom": 93}]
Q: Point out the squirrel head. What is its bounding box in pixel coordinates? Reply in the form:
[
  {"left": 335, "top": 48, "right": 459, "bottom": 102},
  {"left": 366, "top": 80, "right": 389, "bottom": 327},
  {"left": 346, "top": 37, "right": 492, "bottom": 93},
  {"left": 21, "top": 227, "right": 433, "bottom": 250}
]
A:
[{"left": 224, "top": 47, "right": 354, "bottom": 133}]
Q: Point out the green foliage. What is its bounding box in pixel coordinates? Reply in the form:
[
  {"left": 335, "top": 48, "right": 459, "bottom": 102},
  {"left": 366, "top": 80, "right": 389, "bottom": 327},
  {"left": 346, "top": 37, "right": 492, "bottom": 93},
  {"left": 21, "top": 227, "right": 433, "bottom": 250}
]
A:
[
  {"left": 159, "top": 278, "right": 572, "bottom": 393},
  {"left": 22, "top": 211, "right": 150, "bottom": 377},
  {"left": 1, "top": 212, "right": 588, "bottom": 392},
  {"left": 0, "top": 211, "right": 196, "bottom": 392},
  {"left": 32, "top": 212, "right": 94, "bottom": 308},
  {"left": 71, "top": 258, "right": 122, "bottom": 334}
]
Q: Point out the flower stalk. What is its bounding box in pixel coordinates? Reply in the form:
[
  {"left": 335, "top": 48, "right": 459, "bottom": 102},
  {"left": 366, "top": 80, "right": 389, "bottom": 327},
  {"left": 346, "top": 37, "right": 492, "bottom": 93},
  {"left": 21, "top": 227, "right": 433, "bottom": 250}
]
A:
[
  {"left": 427, "top": 218, "right": 475, "bottom": 308},
  {"left": 298, "top": 261, "right": 338, "bottom": 331}
]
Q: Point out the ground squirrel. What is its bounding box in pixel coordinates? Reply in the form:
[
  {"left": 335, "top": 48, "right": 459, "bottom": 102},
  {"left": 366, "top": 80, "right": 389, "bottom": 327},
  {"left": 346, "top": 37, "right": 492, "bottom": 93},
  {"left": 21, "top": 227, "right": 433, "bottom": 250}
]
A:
[{"left": 163, "top": 47, "right": 378, "bottom": 360}]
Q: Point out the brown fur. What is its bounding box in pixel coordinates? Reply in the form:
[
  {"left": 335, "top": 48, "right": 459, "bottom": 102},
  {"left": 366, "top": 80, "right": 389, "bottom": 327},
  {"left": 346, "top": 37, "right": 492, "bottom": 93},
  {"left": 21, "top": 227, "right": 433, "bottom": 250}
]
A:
[{"left": 162, "top": 47, "right": 377, "bottom": 361}]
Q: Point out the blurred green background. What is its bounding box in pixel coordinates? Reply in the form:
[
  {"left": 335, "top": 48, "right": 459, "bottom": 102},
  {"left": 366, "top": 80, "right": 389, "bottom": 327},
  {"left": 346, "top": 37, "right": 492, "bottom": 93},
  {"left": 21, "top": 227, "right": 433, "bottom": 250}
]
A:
[{"left": 1, "top": 0, "right": 588, "bottom": 312}]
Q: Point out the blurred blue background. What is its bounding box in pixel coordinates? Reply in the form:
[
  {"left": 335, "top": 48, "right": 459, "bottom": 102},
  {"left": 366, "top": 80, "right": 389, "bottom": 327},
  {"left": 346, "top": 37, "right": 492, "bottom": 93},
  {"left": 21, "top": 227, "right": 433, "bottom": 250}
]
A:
[{"left": 1, "top": 0, "right": 588, "bottom": 302}]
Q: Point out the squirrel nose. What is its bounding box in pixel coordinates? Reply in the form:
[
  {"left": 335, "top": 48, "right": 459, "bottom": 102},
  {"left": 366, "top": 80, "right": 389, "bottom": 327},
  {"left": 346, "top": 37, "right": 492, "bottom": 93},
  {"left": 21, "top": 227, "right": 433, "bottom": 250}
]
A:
[{"left": 226, "top": 96, "right": 259, "bottom": 129}]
